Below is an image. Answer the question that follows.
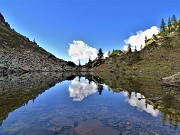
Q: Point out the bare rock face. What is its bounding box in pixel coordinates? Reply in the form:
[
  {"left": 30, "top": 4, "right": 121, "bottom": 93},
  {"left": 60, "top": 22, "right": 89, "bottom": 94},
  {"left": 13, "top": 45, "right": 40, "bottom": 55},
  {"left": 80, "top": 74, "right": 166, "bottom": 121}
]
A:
[
  {"left": 161, "top": 73, "right": 180, "bottom": 89},
  {"left": 74, "top": 119, "right": 119, "bottom": 135}
]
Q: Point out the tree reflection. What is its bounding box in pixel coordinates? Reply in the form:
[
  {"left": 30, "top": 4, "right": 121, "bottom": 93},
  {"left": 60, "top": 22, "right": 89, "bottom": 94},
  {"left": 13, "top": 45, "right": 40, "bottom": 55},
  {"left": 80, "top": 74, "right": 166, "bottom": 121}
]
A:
[{"left": 97, "top": 84, "right": 103, "bottom": 95}]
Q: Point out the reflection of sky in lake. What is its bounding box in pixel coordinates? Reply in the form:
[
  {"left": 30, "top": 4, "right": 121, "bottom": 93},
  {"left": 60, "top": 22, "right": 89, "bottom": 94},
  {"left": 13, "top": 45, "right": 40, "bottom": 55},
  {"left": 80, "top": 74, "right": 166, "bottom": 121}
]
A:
[
  {"left": 0, "top": 76, "right": 179, "bottom": 135},
  {"left": 124, "top": 92, "right": 159, "bottom": 117},
  {"left": 68, "top": 77, "right": 97, "bottom": 101},
  {"left": 68, "top": 81, "right": 159, "bottom": 117}
]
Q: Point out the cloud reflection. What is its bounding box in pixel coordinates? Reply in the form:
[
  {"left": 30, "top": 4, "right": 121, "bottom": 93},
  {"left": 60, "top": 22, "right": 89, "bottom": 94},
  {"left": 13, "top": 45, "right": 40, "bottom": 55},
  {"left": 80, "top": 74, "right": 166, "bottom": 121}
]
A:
[
  {"left": 124, "top": 92, "right": 159, "bottom": 117},
  {"left": 68, "top": 77, "right": 97, "bottom": 101}
]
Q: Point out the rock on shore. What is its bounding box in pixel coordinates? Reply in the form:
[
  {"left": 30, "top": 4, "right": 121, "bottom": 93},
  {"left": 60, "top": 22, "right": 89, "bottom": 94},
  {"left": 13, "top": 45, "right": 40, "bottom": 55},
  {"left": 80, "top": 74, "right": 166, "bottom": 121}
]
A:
[{"left": 161, "top": 73, "right": 180, "bottom": 89}]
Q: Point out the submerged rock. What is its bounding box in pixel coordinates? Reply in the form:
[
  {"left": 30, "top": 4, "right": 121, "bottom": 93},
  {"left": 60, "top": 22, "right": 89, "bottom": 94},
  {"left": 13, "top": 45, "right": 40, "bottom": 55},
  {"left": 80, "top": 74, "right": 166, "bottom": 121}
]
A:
[
  {"left": 74, "top": 119, "right": 119, "bottom": 135},
  {"left": 49, "top": 116, "right": 74, "bottom": 127},
  {"left": 161, "top": 73, "right": 180, "bottom": 89}
]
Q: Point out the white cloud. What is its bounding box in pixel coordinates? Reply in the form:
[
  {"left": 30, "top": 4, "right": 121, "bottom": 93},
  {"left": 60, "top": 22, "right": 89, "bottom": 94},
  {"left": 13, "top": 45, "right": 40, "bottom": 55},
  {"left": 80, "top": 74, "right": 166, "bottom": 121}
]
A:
[
  {"left": 104, "top": 51, "right": 109, "bottom": 58},
  {"left": 68, "top": 77, "right": 98, "bottom": 101},
  {"left": 124, "top": 92, "right": 159, "bottom": 117},
  {"left": 68, "top": 40, "right": 98, "bottom": 64},
  {"left": 124, "top": 26, "right": 159, "bottom": 51}
]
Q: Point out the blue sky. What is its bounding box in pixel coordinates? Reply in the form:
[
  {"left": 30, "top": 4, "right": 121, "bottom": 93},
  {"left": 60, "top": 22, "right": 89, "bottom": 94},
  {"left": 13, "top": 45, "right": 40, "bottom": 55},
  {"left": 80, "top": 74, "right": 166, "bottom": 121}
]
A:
[{"left": 0, "top": 0, "right": 179, "bottom": 63}]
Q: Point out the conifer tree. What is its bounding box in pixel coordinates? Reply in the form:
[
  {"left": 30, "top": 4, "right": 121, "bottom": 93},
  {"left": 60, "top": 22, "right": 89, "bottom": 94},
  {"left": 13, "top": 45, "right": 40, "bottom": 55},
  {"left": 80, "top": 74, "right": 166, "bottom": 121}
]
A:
[
  {"left": 107, "top": 51, "right": 111, "bottom": 57},
  {"left": 88, "top": 58, "right": 92, "bottom": 63},
  {"left": 145, "top": 35, "right": 147, "bottom": 41},
  {"left": 97, "top": 48, "right": 103, "bottom": 59},
  {"left": 145, "top": 36, "right": 148, "bottom": 43},
  {"left": 78, "top": 60, "right": 81, "bottom": 66},
  {"left": 134, "top": 46, "right": 137, "bottom": 52},
  {"left": 168, "top": 17, "right": 172, "bottom": 32},
  {"left": 127, "top": 44, "right": 132, "bottom": 53},
  {"left": 160, "top": 18, "right": 166, "bottom": 30},
  {"left": 140, "top": 44, "right": 143, "bottom": 50},
  {"left": 171, "top": 15, "right": 177, "bottom": 24},
  {"left": 153, "top": 34, "right": 158, "bottom": 40}
]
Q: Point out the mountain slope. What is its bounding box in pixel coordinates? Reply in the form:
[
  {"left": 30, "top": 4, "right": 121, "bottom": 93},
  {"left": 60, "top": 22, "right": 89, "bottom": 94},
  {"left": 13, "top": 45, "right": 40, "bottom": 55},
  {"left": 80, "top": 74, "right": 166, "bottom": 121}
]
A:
[
  {"left": 0, "top": 13, "right": 75, "bottom": 73},
  {"left": 94, "top": 21, "right": 180, "bottom": 73}
]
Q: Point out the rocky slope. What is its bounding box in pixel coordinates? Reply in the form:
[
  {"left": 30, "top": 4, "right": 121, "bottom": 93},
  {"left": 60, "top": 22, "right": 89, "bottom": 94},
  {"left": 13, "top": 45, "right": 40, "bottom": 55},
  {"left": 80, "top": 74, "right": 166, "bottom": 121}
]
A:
[{"left": 0, "top": 13, "right": 75, "bottom": 73}]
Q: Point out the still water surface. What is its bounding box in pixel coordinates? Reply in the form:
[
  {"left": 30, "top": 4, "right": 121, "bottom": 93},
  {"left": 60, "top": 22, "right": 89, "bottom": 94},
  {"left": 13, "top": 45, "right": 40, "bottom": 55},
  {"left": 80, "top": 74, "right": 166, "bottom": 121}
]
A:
[{"left": 0, "top": 74, "right": 179, "bottom": 135}]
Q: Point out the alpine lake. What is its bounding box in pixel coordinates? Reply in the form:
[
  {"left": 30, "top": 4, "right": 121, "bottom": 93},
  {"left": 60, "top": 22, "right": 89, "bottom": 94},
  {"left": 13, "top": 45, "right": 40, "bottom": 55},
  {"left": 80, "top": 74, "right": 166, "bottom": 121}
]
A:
[{"left": 0, "top": 72, "right": 179, "bottom": 135}]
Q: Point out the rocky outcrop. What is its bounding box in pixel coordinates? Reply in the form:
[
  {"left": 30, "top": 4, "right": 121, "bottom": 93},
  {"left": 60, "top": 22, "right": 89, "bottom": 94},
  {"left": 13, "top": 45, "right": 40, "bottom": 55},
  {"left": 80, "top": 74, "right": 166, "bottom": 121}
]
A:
[
  {"left": 161, "top": 73, "right": 180, "bottom": 89},
  {"left": 0, "top": 12, "right": 10, "bottom": 27},
  {"left": 0, "top": 13, "right": 76, "bottom": 73}
]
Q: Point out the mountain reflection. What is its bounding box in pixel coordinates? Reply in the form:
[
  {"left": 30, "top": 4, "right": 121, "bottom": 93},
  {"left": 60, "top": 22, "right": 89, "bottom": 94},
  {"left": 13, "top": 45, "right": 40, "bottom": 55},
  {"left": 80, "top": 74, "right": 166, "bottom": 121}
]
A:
[
  {"left": 68, "top": 77, "right": 97, "bottom": 101},
  {"left": 0, "top": 73, "right": 179, "bottom": 131},
  {"left": 124, "top": 92, "right": 159, "bottom": 117},
  {"left": 0, "top": 72, "right": 77, "bottom": 126}
]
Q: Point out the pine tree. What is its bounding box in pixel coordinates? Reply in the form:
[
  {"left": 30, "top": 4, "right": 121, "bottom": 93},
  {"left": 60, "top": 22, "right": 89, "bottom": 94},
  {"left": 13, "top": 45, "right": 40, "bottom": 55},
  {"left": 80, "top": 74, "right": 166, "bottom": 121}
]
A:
[
  {"left": 168, "top": 17, "right": 172, "bottom": 32},
  {"left": 145, "top": 36, "right": 148, "bottom": 43},
  {"left": 88, "top": 58, "right": 92, "bottom": 63},
  {"left": 107, "top": 51, "right": 111, "bottom": 57},
  {"left": 127, "top": 44, "right": 132, "bottom": 53},
  {"left": 134, "top": 46, "right": 137, "bottom": 52},
  {"left": 171, "top": 15, "right": 177, "bottom": 24},
  {"left": 78, "top": 60, "right": 81, "bottom": 66},
  {"left": 97, "top": 48, "right": 103, "bottom": 59},
  {"left": 145, "top": 36, "right": 147, "bottom": 40},
  {"left": 153, "top": 34, "right": 158, "bottom": 40},
  {"left": 160, "top": 18, "right": 166, "bottom": 30},
  {"left": 140, "top": 44, "right": 143, "bottom": 50},
  {"left": 97, "top": 84, "right": 103, "bottom": 95}
]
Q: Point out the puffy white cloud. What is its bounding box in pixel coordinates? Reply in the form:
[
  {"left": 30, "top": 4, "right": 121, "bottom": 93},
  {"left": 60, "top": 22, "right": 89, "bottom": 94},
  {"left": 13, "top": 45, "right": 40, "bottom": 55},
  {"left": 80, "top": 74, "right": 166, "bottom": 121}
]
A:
[
  {"left": 68, "top": 77, "right": 98, "bottom": 101},
  {"left": 124, "top": 26, "right": 159, "bottom": 51},
  {"left": 68, "top": 40, "right": 98, "bottom": 64},
  {"left": 104, "top": 51, "right": 109, "bottom": 58},
  {"left": 124, "top": 92, "right": 159, "bottom": 117}
]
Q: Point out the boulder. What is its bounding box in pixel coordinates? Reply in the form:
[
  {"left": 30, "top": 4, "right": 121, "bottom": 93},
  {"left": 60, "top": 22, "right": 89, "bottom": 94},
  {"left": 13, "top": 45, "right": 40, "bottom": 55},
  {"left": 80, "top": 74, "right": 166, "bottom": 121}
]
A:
[
  {"left": 161, "top": 73, "right": 180, "bottom": 89},
  {"left": 74, "top": 119, "right": 119, "bottom": 135}
]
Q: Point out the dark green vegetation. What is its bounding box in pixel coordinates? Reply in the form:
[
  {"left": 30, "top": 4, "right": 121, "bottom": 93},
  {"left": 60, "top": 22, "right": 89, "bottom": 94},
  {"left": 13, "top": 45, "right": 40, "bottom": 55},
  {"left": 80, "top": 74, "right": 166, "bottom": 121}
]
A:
[
  {"left": 94, "top": 15, "right": 180, "bottom": 73},
  {"left": 0, "top": 13, "right": 76, "bottom": 74}
]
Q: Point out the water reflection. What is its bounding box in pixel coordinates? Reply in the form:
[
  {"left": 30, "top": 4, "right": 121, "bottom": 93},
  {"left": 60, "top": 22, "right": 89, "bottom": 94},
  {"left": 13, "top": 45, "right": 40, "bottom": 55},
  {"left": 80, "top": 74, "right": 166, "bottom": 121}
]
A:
[
  {"left": 68, "top": 77, "right": 97, "bottom": 101},
  {"left": 0, "top": 72, "right": 76, "bottom": 126},
  {"left": 0, "top": 73, "right": 179, "bottom": 135},
  {"left": 124, "top": 92, "right": 159, "bottom": 117}
]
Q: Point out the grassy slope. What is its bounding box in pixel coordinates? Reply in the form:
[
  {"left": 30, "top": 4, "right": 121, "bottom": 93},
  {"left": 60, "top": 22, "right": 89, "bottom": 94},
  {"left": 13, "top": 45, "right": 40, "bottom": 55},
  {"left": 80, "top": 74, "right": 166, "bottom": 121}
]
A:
[
  {"left": 94, "top": 24, "right": 180, "bottom": 73},
  {"left": 0, "top": 23, "right": 50, "bottom": 57}
]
